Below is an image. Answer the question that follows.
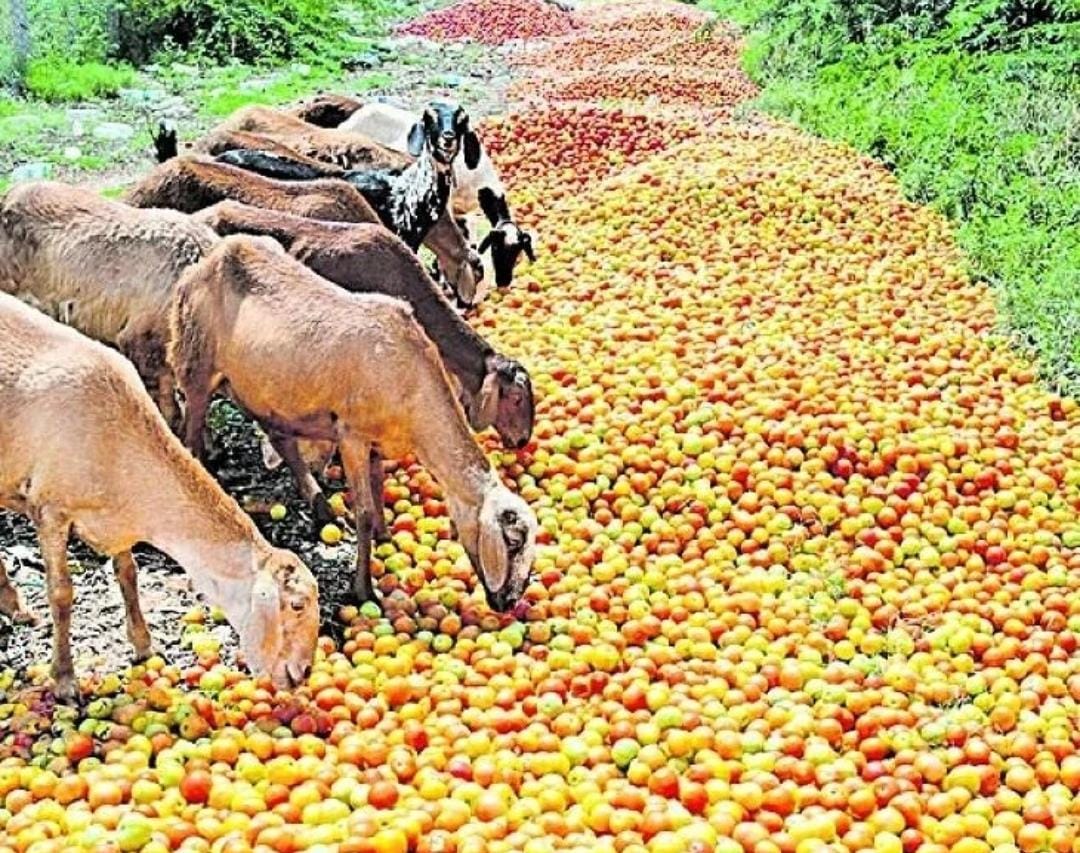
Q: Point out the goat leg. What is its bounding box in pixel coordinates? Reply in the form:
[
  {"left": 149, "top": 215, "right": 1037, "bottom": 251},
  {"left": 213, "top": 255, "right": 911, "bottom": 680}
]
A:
[
  {"left": 37, "top": 513, "right": 77, "bottom": 703},
  {"left": 268, "top": 432, "right": 334, "bottom": 535},
  {"left": 118, "top": 325, "right": 181, "bottom": 435},
  {"left": 368, "top": 447, "right": 390, "bottom": 544},
  {"left": 0, "top": 554, "right": 36, "bottom": 625},
  {"left": 113, "top": 551, "right": 153, "bottom": 662},
  {"left": 173, "top": 366, "right": 214, "bottom": 463},
  {"left": 340, "top": 434, "right": 378, "bottom": 604}
]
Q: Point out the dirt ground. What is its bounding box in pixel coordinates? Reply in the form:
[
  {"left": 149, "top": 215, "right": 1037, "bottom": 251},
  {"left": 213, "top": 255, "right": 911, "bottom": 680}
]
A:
[{"left": 0, "top": 35, "right": 519, "bottom": 685}]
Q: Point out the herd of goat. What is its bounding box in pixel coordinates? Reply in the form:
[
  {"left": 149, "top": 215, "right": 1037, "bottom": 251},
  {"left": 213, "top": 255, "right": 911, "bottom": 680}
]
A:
[{"left": 0, "top": 94, "right": 541, "bottom": 700}]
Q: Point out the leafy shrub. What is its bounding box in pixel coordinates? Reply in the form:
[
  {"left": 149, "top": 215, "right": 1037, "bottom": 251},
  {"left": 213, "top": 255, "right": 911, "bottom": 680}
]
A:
[
  {"left": 697, "top": 0, "right": 1080, "bottom": 389},
  {"left": 114, "top": 0, "right": 347, "bottom": 65},
  {"left": 24, "top": 58, "right": 134, "bottom": 101}
]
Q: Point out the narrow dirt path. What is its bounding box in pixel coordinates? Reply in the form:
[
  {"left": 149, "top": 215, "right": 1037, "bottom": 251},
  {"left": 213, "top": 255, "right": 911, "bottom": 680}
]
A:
[{"left": 2, "top": 2, "right": 1080, "bottom": 850}]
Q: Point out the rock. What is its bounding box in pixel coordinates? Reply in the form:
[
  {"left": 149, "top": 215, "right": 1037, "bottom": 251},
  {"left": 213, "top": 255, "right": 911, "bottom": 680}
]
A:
[
  {"left": 439, "top": 73, "right": 465, "bottom": 88},
  {"left": 65, "top": 107, "right": 103, "bottom": 125},
  {"left": 383, "top": 35, "right": 439, "bottom": 52},
  {"left": 92, "top": 122, "right": 135, "bottom": 142},
  {"left": 10, "top": 162, "right": 52, "bottom": 183},
  {"left": 63, "top": 146, "right": 82, "bottom": 161},
  {"left": 290, "top": 62, "right": 312, "bottom": 76},
  {"left": 118, "top": 87, "right": 168, "bottom": 107},
  {"left": 342, "top": 52, "right": 382, "bottom": 71},
  {"left": 170, "top": 62, "right": 199, "bottom": 76},
  {"left": 151, "top": 95, "right": 190, "bottom": 119}
]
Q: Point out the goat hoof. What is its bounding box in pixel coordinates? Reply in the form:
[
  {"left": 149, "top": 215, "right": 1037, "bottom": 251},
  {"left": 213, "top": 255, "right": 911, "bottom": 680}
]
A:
[
  {"left": 131, "top": 646, "right": 157, "bottom": 665},
  {"left": 52, "top": 679, "right": 80, "bottom": 706},
  {"left": 351, "top": 585, "right": 381, "bottom": 606}
]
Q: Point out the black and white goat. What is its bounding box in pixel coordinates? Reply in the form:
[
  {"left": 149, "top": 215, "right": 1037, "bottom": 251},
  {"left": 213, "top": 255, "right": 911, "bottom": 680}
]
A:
[
  {"left": 216, "top": 102, "right": 478, "bottom": 252},
  {"left": 337, "top": 101, "right": 536, "bottom": 288}
]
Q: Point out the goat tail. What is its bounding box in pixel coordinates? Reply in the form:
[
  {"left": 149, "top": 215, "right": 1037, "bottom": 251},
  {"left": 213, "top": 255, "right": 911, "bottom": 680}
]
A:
[{"left": 150, "top": 117, "right": 179, "bottom": 163}]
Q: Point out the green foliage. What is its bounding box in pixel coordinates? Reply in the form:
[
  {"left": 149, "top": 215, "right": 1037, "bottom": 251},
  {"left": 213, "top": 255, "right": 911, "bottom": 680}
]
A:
[
  {"left": 114, "top": 0, "right": 348, "bottom": 65},
  {"left": 698, "top": 0, "right": 1080, "bottom": 390},
  {"left": 24, "top": 58, "right": 134, "bottom": 101}
]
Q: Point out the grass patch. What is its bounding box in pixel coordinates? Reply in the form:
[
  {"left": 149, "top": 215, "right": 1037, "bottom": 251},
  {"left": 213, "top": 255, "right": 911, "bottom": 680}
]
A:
[
  {"left": 698, "top": 0, "right": 1080, "bottom": 390},
  {"left": 24, "top": 59, "right": 136, "bottom": 102}
]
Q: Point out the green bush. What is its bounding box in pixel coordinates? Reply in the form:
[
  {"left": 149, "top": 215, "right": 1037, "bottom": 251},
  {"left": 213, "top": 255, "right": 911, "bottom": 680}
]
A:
[
  {"left": 114, "top": 0, "right": 347, "bottom": 65},
  {"left": 698, "top": 0, "right": 1080, "bottom": 389},
  {"left": 24, "top": 57, "right": 135, "bottom": 101}
]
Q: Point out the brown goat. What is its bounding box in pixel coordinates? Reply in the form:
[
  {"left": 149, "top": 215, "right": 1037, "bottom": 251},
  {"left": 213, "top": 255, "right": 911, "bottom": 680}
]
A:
[
  {"left": 169, "top": 235, "right": 537, "bottom": 610},
  {"left": 127, "top": 154, "right": 481, "bottom": 304},
  {"left": 193, "top": 200, "right": 535, "bottom": 534},
  {"left": 123, "top": 154, "right": 380, "bottom": 222},
  {"left": 0, "top": 181, "right": 219, "bottom": 428},
  {"left": 205, "top": 105, "right": 396, "bottom": 171},
  {"left": 291, "top": 93, "right": 364, "bottom": 128},
  {"left": 0, "top": 292, "right": 319, "bottom": 700}
]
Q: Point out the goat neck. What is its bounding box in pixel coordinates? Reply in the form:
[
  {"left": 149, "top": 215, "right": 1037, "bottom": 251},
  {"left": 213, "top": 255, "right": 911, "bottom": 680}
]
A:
[
  {"left": 388, "top": 145, "right": 454, "bottom": 249},
  {"left": 401, "top": 366, "right": 497, "bottom": 522},
  {"left": 127, "top": 434, "right": 271, "bottom": 618}
]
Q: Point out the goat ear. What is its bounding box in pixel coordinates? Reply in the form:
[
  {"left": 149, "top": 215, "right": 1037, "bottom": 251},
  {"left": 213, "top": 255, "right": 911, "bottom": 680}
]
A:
[
  {"left": 478, "top": 500, "right": 510, "bottom": 595},
  {"left": 407, "top": 121, "right": 426, "bottom": 157},
  {"left": 478, "top": 232, "right": 494, "bottom": 255},
  {"left": 472, "top": 367, "right": 501, "bottom": 429},
  {"left": 243, "top": 571, "right": 283, "bottom": 677},
  {"left": 522, "top": 234, "right": 536, "bottom": 262},
  {"left": 463, "top": 132, "right": 481, "bottom": 170}
]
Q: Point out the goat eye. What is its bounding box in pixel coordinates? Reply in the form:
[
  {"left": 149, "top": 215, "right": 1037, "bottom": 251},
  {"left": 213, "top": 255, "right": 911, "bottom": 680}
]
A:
[{"left": 500, "top": 510, "right": 518, "bottom": 526}]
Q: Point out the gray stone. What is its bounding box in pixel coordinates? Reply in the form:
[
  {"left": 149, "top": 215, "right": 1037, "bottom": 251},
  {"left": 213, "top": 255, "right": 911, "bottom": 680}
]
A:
[
  {"left": 290, "top": 62, "right": 312, "bottom": 76},
  {"left": 155, "top": 96, "right": 191, "bottom": 119},
  {"left": 439, "top": 73, "right": 465, "bottom": 88},
  {"left": 92, "top": 121, "right": 135, "bottom": 141},
  {"left": 170, "top": 62, "right": 199, "bottom": 76},
  {"left": 343, "top": 51, "right": 382, "bottom": 70},
  {"left": 383, "top": 35, "right": 439, "bottom": 52},
  {"left": 118, "top": 87, "right": 168, "bottom": 107},
  {"left": 65, "top": 107, "right": 103, "bottom": 124},
  {"left": 10, "top": 162, "right": 52, "bottom": 183},
  {"left": 62, "top": 145, "right": 82, "bottom": 161}
]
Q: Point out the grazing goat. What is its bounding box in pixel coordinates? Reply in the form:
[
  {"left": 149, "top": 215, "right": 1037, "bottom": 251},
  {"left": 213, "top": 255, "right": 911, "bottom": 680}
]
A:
[
  {"left": 0, "top": 181, "right": 219, "bottom": 429},
  {"left": 135, "top": 151, "right": 481, "bottom": 305},
  {"left": 216, "top": 101, "right": 480, "bottom": 254},
  {"left": 169, "top": 235, "right": 537, "bottom": 609},
  {"left": 204, "top": 105, "right": 399, "bottom": 171},
  {"left": 0, "top": 292, "right": 319, "bottom": 700},
  {"left": 292, "top": 93, "right": 364, "bottom": 128},
  {"left": 340, "top": 101, "right": 536, "bottom": 288},
  {"left": 193, "top": 201, "right": 535, "bottom": 534},
  {"left": 123, "top": 154, "right": 381, "bottom": 223}
]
